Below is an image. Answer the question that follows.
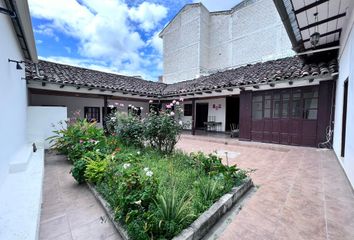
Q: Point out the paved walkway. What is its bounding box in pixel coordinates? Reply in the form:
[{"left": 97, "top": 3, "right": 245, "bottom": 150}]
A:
[
  {"left": 40, "top": 136, "right": 354, "bottom": 240},
  {"left": 177, "top": 135, "right": 354, "bottom": 240},
  {"left": 39, "top": 152, "right": 121, "bottom": 240}
]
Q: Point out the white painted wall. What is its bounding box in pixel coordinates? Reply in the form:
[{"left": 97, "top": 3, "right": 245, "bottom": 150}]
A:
[
  {"left": 333, "top": 0, "right": 354, "bottom": 188},
  {"left": 27, "top": 106, "right": 67, "bottom": 149},
  {"left": 0, "top": 0, "right": 28, "bottom": 187},
  {"left": 161, "top": 0, "right": 294, "bottom": 83},
  {"left": 179, "top": 98, "right": 226, "bottom": 131},
  {"left": 29, "top": 93, "right": 150, "bottom": 127}
]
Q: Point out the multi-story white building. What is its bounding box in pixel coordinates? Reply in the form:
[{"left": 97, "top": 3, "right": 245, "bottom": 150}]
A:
[{"left": 159, "top": 0, "right": 294, "bottom": 83}]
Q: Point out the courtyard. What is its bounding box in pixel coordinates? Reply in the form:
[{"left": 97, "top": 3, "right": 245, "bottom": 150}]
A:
[{"left": 39, "top": 134, "right": 354, "bottom": 240}]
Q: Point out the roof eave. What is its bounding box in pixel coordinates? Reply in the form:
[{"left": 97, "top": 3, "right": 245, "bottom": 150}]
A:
[
  {"left": 5, "top": 0, "right": 38, "bottom": 62},
  {"left": 273, "top": 0, "right": 304, "bottom": 52}
]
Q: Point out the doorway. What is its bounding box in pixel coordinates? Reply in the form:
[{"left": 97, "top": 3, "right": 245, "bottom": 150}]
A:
[
  {"left": 196, "top": 103, "right": 208, "bottom": 129},
  {"left": 341, "top": 79, "right": 348, "bottom": 157},
  {"left": 225, "top": 96, "right": 240, "bottom": 131}
]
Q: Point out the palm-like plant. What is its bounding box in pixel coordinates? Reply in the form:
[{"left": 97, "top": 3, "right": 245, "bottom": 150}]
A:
[{"left": 154, "top": 188, "right": 195, "bottom": 228}]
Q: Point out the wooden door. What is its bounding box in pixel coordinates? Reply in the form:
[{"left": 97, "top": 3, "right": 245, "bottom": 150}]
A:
[{"left": 196, "top": 103, "right": 208, "bottom": 129}]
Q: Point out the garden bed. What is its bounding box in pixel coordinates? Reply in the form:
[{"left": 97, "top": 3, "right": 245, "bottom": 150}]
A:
[
  {"left": 49, "top": 100, "right": 252, "bottom": 240},
  {"left": 88, "top": 178, "right": 253, "bottom": 240}
]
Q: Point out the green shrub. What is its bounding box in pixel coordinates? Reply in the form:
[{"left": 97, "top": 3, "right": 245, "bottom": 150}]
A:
[
  {"left": 103, "top": 160, "right": 158, "bottom": 223},
  {"left": 143, "top": 100, "right": 183, "bottom": 153},
  {"left": 154, "top": 188, "right": 195, "bottom": 238},
  {"left": 71, "top": 159, "right": 87, "bottom": 184},
  {"left": 48, "top": 117, "right": 105, "bottom": 162},
  {"left": 84, "top": 159, "right": 109, "bottom": 184},
  {"left": 107, "top": 112, "right": 144, "bottom": 147}
]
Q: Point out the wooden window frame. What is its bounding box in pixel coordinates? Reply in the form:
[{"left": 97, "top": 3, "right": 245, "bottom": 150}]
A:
[
  {"left": 84, "top": 107, "right": 100, "bottom": 123},
  {"left": 184, "top": 104, "right": 193, "bottom": 116}
]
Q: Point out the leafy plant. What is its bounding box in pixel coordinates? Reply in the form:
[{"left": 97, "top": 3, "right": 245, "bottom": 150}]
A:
[
  {"left": 71, "top": 159, "right": 87, "bottom": 184},
  {"left": 154, "top": 188, "right": 195, "bottom": 238},
  {"left": 143, "top": 100, "right": 184, "bottom": 153},
  {"left": 48, "top": 117, "right": 104, "bottom": 162},
  {"left": 84, "top": 159, "right": 109, "bottom": 184},
  {"left": 106, "top": 112, "right": 144, "bottom": 147}
]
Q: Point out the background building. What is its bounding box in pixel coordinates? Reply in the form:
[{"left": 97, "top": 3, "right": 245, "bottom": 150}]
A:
[{"left": 159, "top": 0, "right": 294, "bottom": 83}]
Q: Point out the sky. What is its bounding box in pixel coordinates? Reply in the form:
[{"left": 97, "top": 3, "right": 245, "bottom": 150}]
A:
[{"left": 29, "top": 0, "right": 242, "bottom": 81}]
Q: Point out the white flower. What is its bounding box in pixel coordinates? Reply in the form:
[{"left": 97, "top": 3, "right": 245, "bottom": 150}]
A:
[
  {"left": 140, "top": 107, "right": 144, "bottom": 110},
  {"left": 172, "top": 100, "right": 176, "bottom": 104},
  {"left": 179, "top": 97, "right": 184, "bottom": 102},
  {"left": 144, "top": 167, "right": 150, "bottom": 172},
  {"left": 175, "top": 101, "right": 180, "bottom": 105},
  {"left": 123, "top": 163, "right": 131, "bottom": 169},
  {"left": 137, "top": 151, "right": 141, "bottom": 155},
  {"left": 134, "top": 200, "right": 142, "bottom": 205},
  {"left": 129, "top": 104, "right": 132, "bottom": 107},
  {"left": 149, "top": 100, "right": 153, "bottom": 103},
  {"left": 111, "top": 117, "right": 117, "bottom": 121},
  {"left": 179, "top": 120, "right": 183, "bottom": 125},
  {"left": 120, "top": 103, "right": 124, "bottom": 107},
  {"left": 170, "top": 111, "right": 175, "bottom": 116},
  {"left": 146, "top": 171, "right": 153, "bottom": 177},
  {"left": 114, "top": 102, "right": 119, "bottom": 106}
]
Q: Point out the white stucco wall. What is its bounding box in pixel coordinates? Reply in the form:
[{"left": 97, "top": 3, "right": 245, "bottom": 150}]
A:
[
  {"left": 0, "top": 0, "right": 28, "bottom": 187},
  {"left": 179, "top": 98, "right": 226, "bottom": 131},
  {"left": 161, "top": 0, "right": 294, "bottom": 83},
  {"left": 27, "top": 106, "right": 68, "bottom": 149},
  {"left": 333, "top": 1, "right": 354, "bottom": 188},
  {"left": 29, "top": 93, "right": 150, "bottom": 127}
]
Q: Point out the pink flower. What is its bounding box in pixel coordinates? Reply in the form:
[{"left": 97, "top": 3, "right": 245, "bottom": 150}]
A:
[
  {"left": 166, "top": 104, "right": 172, "bottom": 109},
  {"left": 172, "top": 100, "right": 176, "bottom": 104},
  {"left": 114, "top": 102, "right": 119, "bottom": 106},
  {"left": 79, "top": 140, "right": 84, "bottom": 144}
]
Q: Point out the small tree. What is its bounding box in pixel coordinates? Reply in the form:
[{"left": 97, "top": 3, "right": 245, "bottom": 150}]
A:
[
  {"left": 107, "top": 111, "right": 144, "bottom": 147},
  {"left": 144, "top": 99, "right": 184, "bottom": 153}
]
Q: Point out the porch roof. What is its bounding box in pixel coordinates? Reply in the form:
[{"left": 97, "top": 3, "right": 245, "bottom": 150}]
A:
[{"left": 25, "top": 56, "right": 337, "bottom": 98}]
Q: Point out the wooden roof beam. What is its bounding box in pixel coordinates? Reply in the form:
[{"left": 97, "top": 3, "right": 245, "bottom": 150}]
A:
[
  {"left": 294, "top": 0, "right": 328, "bottom": 15},
  {"left": 299, "top": 13, "right": 346, "bottom": 31}
]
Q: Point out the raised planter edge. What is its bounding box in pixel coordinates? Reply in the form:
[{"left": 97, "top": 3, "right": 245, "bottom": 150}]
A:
[{"left": 88, "top": 177, "right": 253, "bottom": 240}]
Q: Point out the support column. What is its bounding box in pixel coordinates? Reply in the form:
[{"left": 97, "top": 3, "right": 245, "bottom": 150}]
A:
[
  {"left": 192, "top": 99, "right": 196, "bottom": 135},
  {"left": 239, "top": 91, "right": 252, "bottom": 141},
  {"left": 103, "top": 95, "right": 108, "bottom": 131}
]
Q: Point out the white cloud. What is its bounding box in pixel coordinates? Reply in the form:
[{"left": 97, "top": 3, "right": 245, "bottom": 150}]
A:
[
  {"left": 148, "top": 31, "right": 163, "bottom": 54},
  {"left": 193, "top": 0, "right": 242, "bottom": 11},
  {"left": 29, "top": 0, "right": 167, "bottom": 80},
  {"left": 64, "top": 46, "right": 71, "bottom": 54},
  {"left": 128, "top": 2, "right": 168, "bottom": 31}
]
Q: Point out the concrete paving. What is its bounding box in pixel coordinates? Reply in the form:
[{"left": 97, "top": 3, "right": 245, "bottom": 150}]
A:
[
  {"left": 39, "top": 152, "right": 121, "bottom": 240},
  {"left": 177, "top": 134, "right": 354, "bottom": 240},
  {"left": 40, "top": 136, "right": 354, "bottom": 240}
]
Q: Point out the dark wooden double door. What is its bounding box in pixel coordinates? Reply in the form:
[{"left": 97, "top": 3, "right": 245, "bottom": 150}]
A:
[{"left": 251, "top": 87, "right": 319, "bottom": 146}]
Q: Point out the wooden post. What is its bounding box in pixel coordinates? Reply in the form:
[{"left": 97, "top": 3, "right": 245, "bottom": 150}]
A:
[
  {"left": 192, "top": 98, "right": 196, "bottom": 135},
  {"left": 103, "top": 95, "right": 108, "bottom": 131}
]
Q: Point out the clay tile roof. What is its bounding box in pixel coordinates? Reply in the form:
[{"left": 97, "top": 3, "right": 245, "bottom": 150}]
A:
[
  {"left": 163, "top": 56, "right": 337, "bottom": 95},
  {"left": 25, "top": 56, "right": 337, "bottom": 97},
  {"left": 25, "top": 60, "right": 167, "bottom": 96}
]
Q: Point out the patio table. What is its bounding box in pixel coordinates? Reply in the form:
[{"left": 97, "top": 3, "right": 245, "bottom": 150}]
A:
[{"left": 203, "top": 121, "right": 222, "bottom": 132}]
